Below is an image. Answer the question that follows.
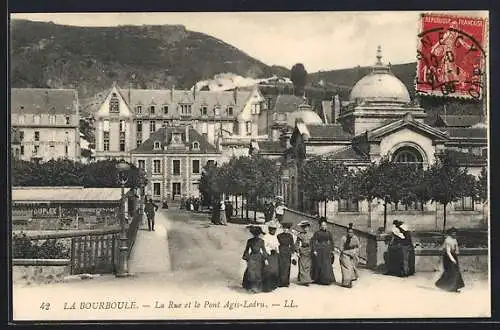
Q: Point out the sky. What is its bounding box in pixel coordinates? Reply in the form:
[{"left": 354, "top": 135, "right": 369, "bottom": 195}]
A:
[{"left": 11, "top": 11, "right": 488, "bottom": 72}]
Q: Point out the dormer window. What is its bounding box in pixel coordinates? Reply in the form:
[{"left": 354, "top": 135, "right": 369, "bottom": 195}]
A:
[
  {"left": 192, "top": 141, "right": 200, "bottom": 150},
  {"left": 65, "top": 116, "right": 71, "bottom": 125},
  {"left": 214, "top": 106, "right": 221, "bottom": 116},
  {"left": 18, "top": 115, "right": 25, "bottom": 125},
  {"left": 227, "top": 106, "right": 234, "bottom": 116},
  {"left": 180, "top": 104, "right": 192, "bottom": 115},
  {"left": 163, "top": 105, "right": 169, "bottom": 115},
  {"left": 33, "top": 115, "right": 41, "bottom": 125},
  {"left": 136, "top": 105, "right": 143, "bottom": 114},
  {"left": 201, "top": 106, "right": 208, "bottom": 116},
  {"left": 150, "top": 105, "right": 156, "bottom": 115},
  {"left": 109, "top": 93, "right": 120, "bottom": 113},
  {"left": 154, "top": 141, "right": 161, "bottom": 150}
]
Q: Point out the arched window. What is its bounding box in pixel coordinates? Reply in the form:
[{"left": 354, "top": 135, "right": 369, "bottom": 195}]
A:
[
  {"left": 392, "top": 146, "right": 423, "bottom": 164},
  {"left": 192, "top": 141, "right": 200, "bottom": 150}
]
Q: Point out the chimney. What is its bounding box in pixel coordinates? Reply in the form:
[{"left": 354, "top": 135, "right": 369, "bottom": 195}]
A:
[
  {"left": 233, "top": 87, "right": 238, "bottom": 104},
  {"left": 128, "top": 83, "right": 132, "bottom": 104},
  {"left": 193, "top": 85, "right": 196, "bottom": 100},
  {"left": 171, "top": 86, "right": 175, "bottom": 102},
  {"left": 185, "top": 125, "right": 189, "bottom": 143}
]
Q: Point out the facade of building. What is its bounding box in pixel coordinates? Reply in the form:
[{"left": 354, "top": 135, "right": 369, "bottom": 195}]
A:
[
  {"left": 130, "top": 125, "right": 221, "bottom": 201},
  {"left": 252, "top": 48, "right": 488, "bottom": 231},
  {"left": 93, "top": 85, "right": 267, "bottom": 161},
  {"left": 11, "top": 88, "right": 81, "bottom": 162}
]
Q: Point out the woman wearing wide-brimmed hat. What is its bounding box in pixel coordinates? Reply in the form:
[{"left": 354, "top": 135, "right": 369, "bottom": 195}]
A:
[
  {"left": 242, "top": 225, "right": 268, "bottom": 293},
  {"left": 295, "top": 220, "right": 314, "bottom": 286},
  {"left": 277, "top": 222, "right": 295, "bottom": 287},
  {"left": 262, "top": 221, "right": 280, "bottom": 292},
  {"left": 435, "top": 227, "right": 465, "bottom": 292}
]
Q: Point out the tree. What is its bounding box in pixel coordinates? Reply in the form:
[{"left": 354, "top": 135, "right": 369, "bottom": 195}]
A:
[
  {"left": 290, "top": 63, "right": 307, "bottom": 97},
  {"left": 426, "top": 151, "right": 477, "bottom": 232},
  {"left": 301, "top": 157, "right": 331, "bottom": 215},
  {"left": 476, "top": 167, "right": 488, "bottom": 203},
  {"left": 199, "top": 161, "right": 221, "bottom": 206}
]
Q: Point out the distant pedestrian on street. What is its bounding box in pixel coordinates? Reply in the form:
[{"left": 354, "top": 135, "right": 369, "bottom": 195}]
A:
[
  {"left": 242, "top": 225, "right": 268, "bottom": 293},
  {"left": 211, "top": 200, "right": 221, "bottom": 225},
  {"left": 296, "top": 220, "right": 313, "bottom": 286},
  {"left": 144, "top": 198, "right": 159, "bottom": 231},
  {"left": 435, "top": 227, "right": 465, "bottom": 292},
  {"left": 194, "top": 198, "right": 200, "bottom": 212},
  {"left": 339, "top": 223, "right": 360, "bottom": 288},
  {"left": 277, "top": 222, "right": 295, "bottom": 287},
  {"left": 225, "top": 199, "right": 233, "bottom": 222},
  {"left": 219, "top": 200, "right": 228, "bottom": 225},
  {"left": 311, "top": 217, "right": 335, "bottom": 285},
  {"left": 275, "top": 198, "right": 285, "bottom": 223}
]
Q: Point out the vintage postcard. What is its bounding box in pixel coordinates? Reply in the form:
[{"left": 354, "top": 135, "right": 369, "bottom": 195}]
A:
[{"left": 9, "top": 10, "right": 490, "bottom": 321}]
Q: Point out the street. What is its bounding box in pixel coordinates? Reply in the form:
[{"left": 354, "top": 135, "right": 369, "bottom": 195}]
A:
[{"left": 13, "top": 208, "right": 491, "bottom": 320}]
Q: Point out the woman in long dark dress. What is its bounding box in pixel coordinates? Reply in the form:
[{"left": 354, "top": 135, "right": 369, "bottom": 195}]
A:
[
  {"left": 386, "top": 220, "right": 415, "bottom": 277},
  {"left": 311, "top": 218, "right": 335, "bottom": 285},
  {"left": 277, "top": 222, "right": 295, "bottom": 287},
  {"left": 340, "top": 223, "right": 360, "bottom": 288},
  {"left": 262, "top": 222, "right": 280, "bottom": 292},
  {"left": 435, "top": 227, "right": 465, "bottom": 292},
  {"left": 242, "top": 225, "right": 268, "bottom": 293},
  {"left": 296, "top": 221, "right": 313, "bottom": 286}
]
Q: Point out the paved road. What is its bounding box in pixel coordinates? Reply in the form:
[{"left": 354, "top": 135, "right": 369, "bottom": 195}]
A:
[{"left": 12, "top": 208, "right": 491, "bottom": 321}]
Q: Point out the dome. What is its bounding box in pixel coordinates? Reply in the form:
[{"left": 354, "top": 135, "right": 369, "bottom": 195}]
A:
[
  {"left": 287, "top": 106, "right": 324, "bottom": 126},
  {"left": 349, "top": 46, "right": 411, "bottom": 104}
]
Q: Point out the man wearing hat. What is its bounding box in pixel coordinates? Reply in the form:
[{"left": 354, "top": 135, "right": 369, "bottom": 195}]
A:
[
  {"left": 277, "top": 222, "right": 295, "bottom": 287},
  {"left": 295, "top": 220, "right": 314, "bottom": 286},
  {"left": 262, "top": 222, "right": 280, "bottom": 292}
]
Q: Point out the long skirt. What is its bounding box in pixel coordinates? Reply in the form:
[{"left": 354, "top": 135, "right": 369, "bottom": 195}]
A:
[
  {"left": 219, "top": 210, "right": 228, "bottom": 225},
  {"left": 312, "top": 246, "right": 335, "bottom": 285},
  {"left": 242, "top": 254, "right": 265, "bottom": 292},
  {"left": 278, "top": 248, "right": 292, "bottom": 287},
  {"left": 340, "top": 253, "right": 357, "bottom": 286},
  {"left": 262, "top": 252, "right": 279, "bottom": 292},
  {"left": 211, "top": 210, "right": 221, "bottom": 225},
  {"left": 387, "top": 245, "right": 415, "bottom": 277},
  {"left": 435, "top": 252, "right": 465, "bottom": 292},
  {"left": 297, "top": 249, "right": 313, "bottom": 285}
]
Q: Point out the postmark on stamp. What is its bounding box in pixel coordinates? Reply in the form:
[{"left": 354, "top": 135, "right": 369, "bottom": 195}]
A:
[{"left": 416, "top": 13, "right": 487, "bottom": 99}]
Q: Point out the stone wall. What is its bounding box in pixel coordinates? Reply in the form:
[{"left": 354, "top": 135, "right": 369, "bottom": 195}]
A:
[
  {"left": 414, "top": 253, "right": 488, "bottom": 273},
  {"left": 13, "top": 265, "right": 71, "bottom": 285}
]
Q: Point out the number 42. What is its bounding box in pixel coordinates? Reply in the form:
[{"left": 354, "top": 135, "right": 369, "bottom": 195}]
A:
[{"left": 40, "top": 302, "right": 51, "bottom": 311}]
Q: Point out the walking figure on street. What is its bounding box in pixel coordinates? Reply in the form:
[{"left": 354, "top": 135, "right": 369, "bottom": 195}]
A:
[
  {"left": 435, "top": 227, "right": 465, "bottom": 292},
  {"left": 242, "top": 225, "right": 268, "bottom": 293},
  {"left": 277, "top": 222, "right": 295, "bottom": 287},
  {"left": 296, "top": 220, "right": 313, "bottom": 286},
  {"left": 144, "top": 198, "right": 159, "bottom": 231},
  {"left": 386, "top": 220, "right": 415, "bottom": 277},
  {"left": 311, "top": 217, "right": 335, "bottom": 285},
  {"left": 339, "top": 223, "right": 360, "bottom": 288},
  {"left": 262, "top": 222, "right": 280, "bottom": 292}
]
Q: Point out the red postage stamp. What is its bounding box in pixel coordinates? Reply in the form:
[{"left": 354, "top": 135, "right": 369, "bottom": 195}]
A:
[{"left": 416, "top": 13, "right": 487, "bottom": 99}]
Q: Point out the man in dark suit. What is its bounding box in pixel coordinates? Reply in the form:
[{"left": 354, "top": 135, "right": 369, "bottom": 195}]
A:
[{"left": 144, "top": 198, "right": 159, "bottom": 231}]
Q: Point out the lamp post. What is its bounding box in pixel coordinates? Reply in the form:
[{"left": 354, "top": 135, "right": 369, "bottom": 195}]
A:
[{"left": 116, "top": 160, "right": 132, "bottom": 277}]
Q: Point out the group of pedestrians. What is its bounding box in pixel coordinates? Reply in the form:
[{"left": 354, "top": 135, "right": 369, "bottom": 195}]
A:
[
  {"left": 211, "top": 199, "right": 234, "bottom": 226},
  {"left": 385, "top": 219, "right": 465, "bottom": 293},
  {"left": 181, "top": 196, "right": 201, "bottom": 212},
  {"left": 241, "top": 217, "right": 360, "bottom": 293}
]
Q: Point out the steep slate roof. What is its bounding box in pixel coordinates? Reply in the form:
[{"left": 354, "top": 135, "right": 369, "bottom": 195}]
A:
[
  {"left": 436, "top": 115, "right": 484, "bottom": 128},
  {"left": 131, "top": 126, "right": 219, "bottom": 154},
  {"left": 273, "top": 95, "right": 307, "bottom": 113},
  {"left": 116, "top": 88, "right": 252, "bottom": 117},
  {"left": 321, "top": 146, "right": 369, "bottom": 162},
  {"left": 444, "top": 127, "right": 487, "bottom": 139},
  {"left": 257, "top": 140, "right": 284, "bottom": 154},
  {"left": 306, "top": 124, "right": 353, "bottom": 140},
  {"left": 11, "top": 88, "right": 78, "bottom": 115}
]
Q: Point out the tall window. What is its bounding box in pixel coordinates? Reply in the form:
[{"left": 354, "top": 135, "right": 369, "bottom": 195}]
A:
[
  {"left": 34, "top": 131, "right": 40, "bottom": 142},
  {"left": 109, "top": 93, "right": 120, "bottom": 113},
  {"left": 119, "top": 132, "right": 126, "bottom": 152},
  {"left": 246, "top": 121, "right": 252, "bottom": 135},
  {"left": 173, "top": 160, "right": 181, "bottom": 175},
  {"left": 136, "top": 139, "right": 142, "bottom": 148},
  {"left": 201, "top": 106, "right": 208, "bottom": 116},
  {"left": 207, "top": 160, "right": 215, "bottom": 166},
  {"left": 18, "top": 115, "right": 25, "bottom": 125},
  {"left": 154, "top": 141, "right": 161, "bottom": 150},
  {"left": 454, "top": 197, "right": 474, "bottom": 211},
  {"left": 251, "top": 103, "right": 260, "bottom": 115},
  {"left": 33, "top": 115, "right": 41, "bottom": 125},
  {"left": 120, "top": 120, "right": 126, "bottom": 132},
  {"left": 65, "top": 145, "right": 69, "bottom": 157},
  {"left": 19, "top": 131, "right": 24, "bottom": 141},
  {"left": 150, "top": 105, "right": 156, "bottom": 115},
  {"left": 172, "top": 182, "right": 181, "bottom": 196},
  {"left": 338, "top": 198, "right": 359, "bottom": 212},
  {"left": 192, "top": 160, "right": 200, "bottom": 174},
  {"left": 65, "top": 116, "right": 71, "bottom": 125},
  {"left": 153, "top": 183, "right": 161, "bottom": 197},
  {"left": 138, "top": 159, "right": 145, "bottom": 170},
  {"left": 136, "top": 120, "right": 142, "bottom": 132},
  {"left": 103, "top": 131, "right": 110, "bottom": 151},
  {"left": 192, "top": 141, "right": 200, "bottom": 150},
  {"left": 202, "top": 123, "right": 208, "bottom": 134},
  {"left": 227, "top": 106, "right": 234, "bottom": 116},
  {"left": 103, "top": 120, "right": 110, "bottom": 132},
  {"left": 20, "top": 145, "right": 24, "bottom": 155},
  {"left": 49, "top": 115, "right": 56, "bottom": 125},
  {"left": 214, "top": 106, "right": 221, "bottom": 116},
  {"left": 162, "top": 120, "right": 168, "bottom": 127},
  {"left": 136, "top": 105, "right": 143, "bottom": 114},
  {"left": 153, "top": 160, "right": 161, "bottom": 174},
  {"left": 163, "top": 105, "right": 169, "bottom": 115},
  {"left": 150, "top": 120, "right": 156, "bottom": 133},
  {"left": 33, "top": 145, "right": 39, "bottom": 155}
]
